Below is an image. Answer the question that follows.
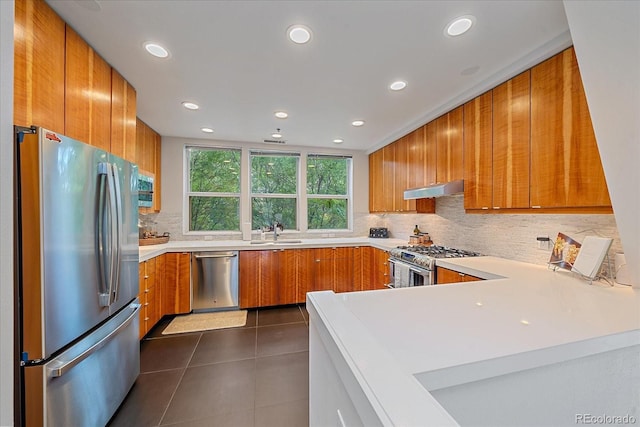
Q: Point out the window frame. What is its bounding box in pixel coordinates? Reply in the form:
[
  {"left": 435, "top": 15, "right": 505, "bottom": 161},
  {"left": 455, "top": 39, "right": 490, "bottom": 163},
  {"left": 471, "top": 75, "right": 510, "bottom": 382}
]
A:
[
  {"left": 183, "top": 145, "right": 354, "bottom": 235},
  {"left": 305, "top": 154, "right": 353, "bottom": 231},
  {"left": 184, "top": 145, "right": 243, "bottom": 234},
  {"left": 249, "top": 150, "right": 301, "bottom": 231}
]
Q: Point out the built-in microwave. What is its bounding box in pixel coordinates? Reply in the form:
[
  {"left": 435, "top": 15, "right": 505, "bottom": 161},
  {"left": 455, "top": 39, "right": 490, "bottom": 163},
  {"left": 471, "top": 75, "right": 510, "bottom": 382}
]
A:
[{"left": 138, "top": 172, "right": 154, "bottom": 208}]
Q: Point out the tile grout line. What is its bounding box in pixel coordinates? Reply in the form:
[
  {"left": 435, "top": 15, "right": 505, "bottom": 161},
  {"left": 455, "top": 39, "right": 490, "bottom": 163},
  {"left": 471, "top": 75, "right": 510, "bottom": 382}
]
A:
[
  {"left": 155, "top": 332, "right": 204, "bottom": 427},
  {"left": 253, "top": 310, "right": 259, "bottom": 426}
]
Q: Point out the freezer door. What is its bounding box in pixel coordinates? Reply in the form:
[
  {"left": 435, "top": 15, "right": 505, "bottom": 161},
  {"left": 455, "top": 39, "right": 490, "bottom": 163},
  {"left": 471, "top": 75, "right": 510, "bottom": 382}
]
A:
[
  {"left": 36, "top": 129, "right": 112, "bottom": 358},
  {"left": 23, "top": 302, "right": 141, "bottom": 427},
  {"left": 108, "top": 154, "right": 139, "bottom": 315}
]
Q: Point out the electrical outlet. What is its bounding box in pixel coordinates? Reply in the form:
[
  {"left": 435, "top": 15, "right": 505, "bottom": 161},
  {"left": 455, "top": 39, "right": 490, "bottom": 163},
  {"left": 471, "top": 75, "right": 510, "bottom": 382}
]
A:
[{"left": 536, "top": 235, "right": 551, "bottom": 250}]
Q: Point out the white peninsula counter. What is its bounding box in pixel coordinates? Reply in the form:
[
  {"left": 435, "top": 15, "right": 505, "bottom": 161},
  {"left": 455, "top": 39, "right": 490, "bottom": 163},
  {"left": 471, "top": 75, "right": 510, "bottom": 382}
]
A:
[{"left": 307, "top": 257, "right": 640, "bottom": 426}]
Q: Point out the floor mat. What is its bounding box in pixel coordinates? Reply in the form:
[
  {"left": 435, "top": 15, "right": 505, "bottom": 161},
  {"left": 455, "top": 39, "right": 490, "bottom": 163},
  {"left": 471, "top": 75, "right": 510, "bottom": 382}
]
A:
[{"left": 162, "top": 310, "right": 247, "bottom": 335}]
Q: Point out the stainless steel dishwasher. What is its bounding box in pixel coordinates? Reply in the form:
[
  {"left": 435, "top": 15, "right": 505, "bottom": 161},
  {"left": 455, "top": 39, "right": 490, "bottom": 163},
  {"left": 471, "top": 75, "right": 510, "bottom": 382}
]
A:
[{"left": 191, "top": 251, "right": 239, "bottom": 312}]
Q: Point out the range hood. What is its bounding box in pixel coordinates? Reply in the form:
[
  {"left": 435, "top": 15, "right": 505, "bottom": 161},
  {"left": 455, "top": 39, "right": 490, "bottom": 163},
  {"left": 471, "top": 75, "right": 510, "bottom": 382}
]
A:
[{"left": 404, "top": 179, "right": 464, "bottom": 199}]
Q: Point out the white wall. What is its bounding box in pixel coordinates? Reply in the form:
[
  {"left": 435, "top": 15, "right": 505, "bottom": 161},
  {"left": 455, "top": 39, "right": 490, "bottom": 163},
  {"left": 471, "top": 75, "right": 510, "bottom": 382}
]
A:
[
  {"left": 156, "top": 136, "right": 373, "bottom": 239},
  {"left": 563, "top": 1, "right": 640, "bottom": 288},
  {"left": 1, "top": 1, "right": 15, "bottom": 425}
]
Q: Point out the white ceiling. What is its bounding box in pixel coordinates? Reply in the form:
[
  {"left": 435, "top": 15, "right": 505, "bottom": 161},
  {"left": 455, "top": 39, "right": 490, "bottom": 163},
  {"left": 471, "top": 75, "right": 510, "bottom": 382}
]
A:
[{"left": 47, "top": 0, "right": 571, "bottom": 152}]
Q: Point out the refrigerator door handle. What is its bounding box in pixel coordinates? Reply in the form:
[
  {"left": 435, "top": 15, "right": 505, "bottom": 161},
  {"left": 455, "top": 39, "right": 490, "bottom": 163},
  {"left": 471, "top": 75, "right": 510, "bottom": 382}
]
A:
[
  {"left": 110, "top": 163, "right": 123, "bottom": 304},
  {"left": 96, "top": 163, "right": 111, "bottom": 306},
  {"left": 47, "top": 303, "right": 141, "bottom": 378}
]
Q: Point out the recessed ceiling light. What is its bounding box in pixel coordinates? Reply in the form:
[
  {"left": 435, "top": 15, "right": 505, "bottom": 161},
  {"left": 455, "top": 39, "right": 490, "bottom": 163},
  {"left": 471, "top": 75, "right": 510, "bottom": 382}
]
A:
[
  {"left": 144, "top": 42, "right": 169, "bottom": 58},
  {"left": 287, "top": 25, "right": 312, "bottom": 44},
  {"left": 333, "top": 138, "right": 344, "bottom": 144},
  {"left": 182, "top": 101, "right": 199, "bottom": 110},
  {"left": 351, "top": 120, "right": 365, "bottom": 127},
  {"left": 445, "top": 15, "right": 475, "bottom": 37},
  {"left": 201, "top": 127, "right": 214, "bottom": 133},
  {"left": 271, "top": 130, "right": 283, "bottom": 138},
  {"left": 274, "top": 111, "right": 288, "bottom": 119},
  {"left": 389, "top": 81, "right": 407, "bottom": 91}
]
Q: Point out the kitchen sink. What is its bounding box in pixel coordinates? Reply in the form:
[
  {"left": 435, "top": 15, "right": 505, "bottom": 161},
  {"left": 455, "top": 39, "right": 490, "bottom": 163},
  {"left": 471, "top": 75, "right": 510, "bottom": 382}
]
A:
[{"left": 249, "top": 239, "right": 303, "bottom": 245}]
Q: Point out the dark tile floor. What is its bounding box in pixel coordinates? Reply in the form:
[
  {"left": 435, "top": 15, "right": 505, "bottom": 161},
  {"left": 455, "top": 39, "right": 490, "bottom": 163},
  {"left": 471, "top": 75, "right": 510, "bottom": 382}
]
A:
[{"left": 108, "top": 305, "right": 310, "bottom": 427}]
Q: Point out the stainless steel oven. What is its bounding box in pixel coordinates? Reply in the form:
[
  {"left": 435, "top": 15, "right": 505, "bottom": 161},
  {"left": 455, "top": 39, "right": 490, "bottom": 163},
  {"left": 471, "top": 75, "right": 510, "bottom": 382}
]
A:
[{"left": 388, "top": 258, "right": 434, "bottom": 288}]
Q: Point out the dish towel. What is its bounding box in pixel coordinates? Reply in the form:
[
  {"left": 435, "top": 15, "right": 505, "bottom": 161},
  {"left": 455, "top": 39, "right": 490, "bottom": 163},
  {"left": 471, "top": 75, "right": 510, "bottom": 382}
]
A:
[{"left": 394, "top": 263, "right": 411, "bottom": 288}]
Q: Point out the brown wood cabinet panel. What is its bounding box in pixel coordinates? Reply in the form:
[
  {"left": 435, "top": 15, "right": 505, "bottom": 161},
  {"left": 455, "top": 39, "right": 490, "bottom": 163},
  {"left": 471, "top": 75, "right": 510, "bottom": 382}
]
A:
[
  {"left": 65, "top": 25, "right": 112, "bottom": 150},
  {"left": 493, "top": 71, "right": 531, "bottom": 209},
  {"left": 163, "top": 253, "right": 191, "bottom": 314},
  {"left": 407, "top": 127, "right": 426, "bottom": 190},
  {"left": 530, "top": 47, "right": 611, "bottom": 208},
  {"left": 14, "top": 0, "right": 65, "bottom": 132},
  {"left": 111, "top": 69, "right": 137, "bottom": 162},
  {"left": 137, "top": 118, "right": 162, "bottom": 212},
  {"left": 352, "top": 246, "right": 365, "bottom": 292},
  {"left": 436, "top": 266, "right": 482, "bottom": 284},
  {"left": 425, "top": 121, "right": 438, "bottom": 186},
  {"left": 369, "top": 149, "right": 384, "bottom": 212},
  {"left": 278, "top": 249, "right": 298, "bottom": 305},
  {"left": 436, "top": 106, "right": 464, "bottom": 183},
  {"left": 239, "top": 251, "right": 260, "bottom": 308},
  {"left": 463, "top": 92, "right": 493, "bottom": 210},
  {"left": 258, "top": 250, "right": 279, "bottom": 307},
  {"left": 381, "top": 144, "right": 396, "bottom": 211},
  {"left": 296, "top": 248, "right": 316, "bottom": 303},
  {"left": 333, "top": 247, "right": 354, "bottom": 294},
  {"left": 394, "top": 137, "right": 410, "bottom": 212},
  {"left": 369, "top": 248, "right": 390, "bottom": 290}
]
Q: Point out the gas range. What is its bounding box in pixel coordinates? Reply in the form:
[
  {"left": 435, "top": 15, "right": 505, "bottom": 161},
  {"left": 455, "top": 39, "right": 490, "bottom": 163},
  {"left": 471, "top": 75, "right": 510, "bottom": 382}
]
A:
[{"left": 389, "top": 245, "right": 482, "bottom": 270}]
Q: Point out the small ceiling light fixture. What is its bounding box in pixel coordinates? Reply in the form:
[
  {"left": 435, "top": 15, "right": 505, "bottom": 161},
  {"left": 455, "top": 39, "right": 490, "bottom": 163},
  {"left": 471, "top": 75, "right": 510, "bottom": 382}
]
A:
[
  {"left": 287, "top": 25, "right": 312, "bottom": 44},
  {"left": 333, "top": 138, "right": 344, "bottom": 144},
  {"left": 389, "top": 80, "right": 407, "bottom": 91},
  {"left": 182, "top": 101, "right": 199, "bottom": 110},
  {"left": 201, "top": 127, "right": 214, "bottom": 133},
  {"left": 271, "top": 128, "right": 283, "bottom": 138},
  {"left": 445, "top": 15, "right": 475, "bottom": 37},
  {"left": 144, "top": 42, "right": 169, "bottom": 58},
  {"left": 351, "top": 120, "right": 365, "bottom": 127},
  {"left": 274, "top": 111, "right": 289, "bottom": 119}
]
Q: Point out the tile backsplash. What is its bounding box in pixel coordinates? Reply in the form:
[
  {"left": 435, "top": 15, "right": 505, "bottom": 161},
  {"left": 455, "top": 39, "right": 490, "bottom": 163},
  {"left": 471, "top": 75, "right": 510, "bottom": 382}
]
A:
[
  {"left": 373, "top": 194, "right": 622, "bottom": 266},
  {"left": 150, "top": 194, "right": 621, "bottom": 268}
]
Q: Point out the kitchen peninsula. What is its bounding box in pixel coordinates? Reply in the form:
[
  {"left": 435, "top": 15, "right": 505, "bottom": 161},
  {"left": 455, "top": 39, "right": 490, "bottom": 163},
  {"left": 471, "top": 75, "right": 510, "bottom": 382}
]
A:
[{"left": 308, "top": 257, "right": 640, "bottom": 426}]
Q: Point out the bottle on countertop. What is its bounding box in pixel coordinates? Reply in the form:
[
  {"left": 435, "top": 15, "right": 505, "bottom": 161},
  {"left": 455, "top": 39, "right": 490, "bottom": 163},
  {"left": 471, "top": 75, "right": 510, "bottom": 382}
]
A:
[{"left": 413, "top": 225, "right": 421, "bottom": 235}]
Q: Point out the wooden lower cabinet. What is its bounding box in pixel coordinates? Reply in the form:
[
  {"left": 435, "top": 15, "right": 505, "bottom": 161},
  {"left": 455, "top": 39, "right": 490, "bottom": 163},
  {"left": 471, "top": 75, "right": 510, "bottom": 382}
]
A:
[
  {"left": 138, "top": 253, "right": 191, "bottom": 339},
  {"left": 138, "top": 256, "right": 162, "bottom": 339},
  {"left": 239, "top": 249, "right": 299, "bottom": 309},
  {"left": 365, "top": 247, "right": 390, "bottom": 290},
  {"left": 436, "top": 266, "right": 482, "bottom": 285},
  {"left": 163, "top": 252, "right": 191, "bottom": 315},
  {"left": 240, "top": 246, "right": 387, "bottom": 309}
]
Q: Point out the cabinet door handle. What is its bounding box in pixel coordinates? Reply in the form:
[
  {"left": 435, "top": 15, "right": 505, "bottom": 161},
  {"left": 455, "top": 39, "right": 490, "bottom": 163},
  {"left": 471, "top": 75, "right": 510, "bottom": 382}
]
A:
[{"left": 315, "top": 259, "right": 320, "bottom": 262}]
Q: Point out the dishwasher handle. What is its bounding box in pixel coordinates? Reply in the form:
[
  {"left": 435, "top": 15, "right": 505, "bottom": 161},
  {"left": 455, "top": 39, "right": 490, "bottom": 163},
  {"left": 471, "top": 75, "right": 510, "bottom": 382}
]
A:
[{"left": 194, "top": 253, "right": 238, "bottom": 259}]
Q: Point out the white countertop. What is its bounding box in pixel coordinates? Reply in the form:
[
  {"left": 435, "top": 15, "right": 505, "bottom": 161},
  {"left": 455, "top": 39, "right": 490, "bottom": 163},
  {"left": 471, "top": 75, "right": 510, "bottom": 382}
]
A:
[
  {"left": 307, "top": 256, "right": 640, "bottom": 424},
  {"left": 138, "top": 237, "right": 405, "bottom": 261}
]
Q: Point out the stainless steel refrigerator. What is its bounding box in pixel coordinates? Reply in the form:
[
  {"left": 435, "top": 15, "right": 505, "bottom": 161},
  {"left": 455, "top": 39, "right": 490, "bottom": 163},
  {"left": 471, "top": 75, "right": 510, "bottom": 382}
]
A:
[{"left": 15, "top": 126, "right": 141, "bottom": 427}]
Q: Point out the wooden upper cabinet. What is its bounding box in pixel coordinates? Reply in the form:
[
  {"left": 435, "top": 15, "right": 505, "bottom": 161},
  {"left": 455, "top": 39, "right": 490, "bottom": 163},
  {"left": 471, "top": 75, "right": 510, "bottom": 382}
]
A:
[
  {"left": 136, "top": 118, "right": 162, "bottom": 212},
  {"left": 393, "top": 136, "right": 411, "bottom": 212},
  {"left": 368, "top": 149, "right": 383, "bottom": 212},
  {"left": 111, "top": 69, "right": 137, "bottom": 163},
  {"left": 463, "top": 92, "right": 493, "bottom": 210},
  {"left": 436, "top": 106, "right": 464, "bottom": 183},
  {"left": 14, "top": 0, "right": 65, "bottom": 132},
  {"left": 492, "top": 71, "right": 531, "bottom": 209},
  {"left": 424, "top": 121, "right": 437, "bottom": 186},
  {"left": 531, "top": 47, "right": 611, "bottom": 208},
  {"left": 381, "top": 143, "right": 396, "bottom": 212},
  {"left": 65, "top": 25, "right": 112, "bottom": 150}
]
